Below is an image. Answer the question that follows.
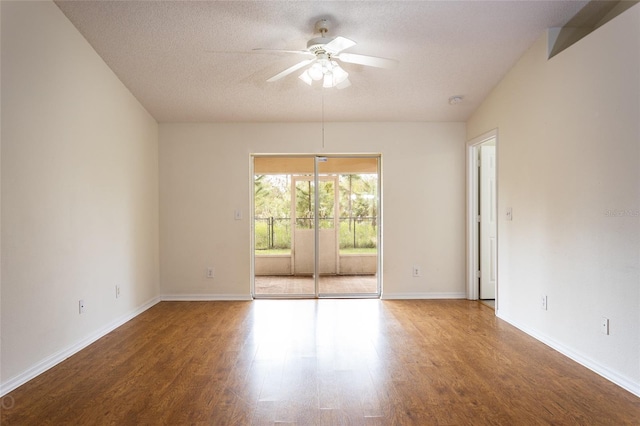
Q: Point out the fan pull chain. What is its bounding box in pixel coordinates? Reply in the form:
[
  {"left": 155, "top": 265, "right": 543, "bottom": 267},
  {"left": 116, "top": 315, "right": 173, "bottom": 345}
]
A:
[{"left": 321, "top": 90, "right": 325, "bottom": 148}]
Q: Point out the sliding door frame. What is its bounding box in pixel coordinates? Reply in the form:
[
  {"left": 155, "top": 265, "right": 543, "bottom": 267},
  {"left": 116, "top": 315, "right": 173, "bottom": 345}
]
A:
[{"left": 251, "top": 153, "right": 382, "bottom": 299}]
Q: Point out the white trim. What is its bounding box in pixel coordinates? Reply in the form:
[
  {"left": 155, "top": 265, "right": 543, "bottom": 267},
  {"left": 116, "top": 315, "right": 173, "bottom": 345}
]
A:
[
  {"left": 314, "top": 157, "right": 320, "bottom": 296},
  {"left": 0, "top": 296, "right": 161, "bottom": 397},
  {"left": 249, "top": 155, "right": 256, "bottom": 297},
  {"left": 466, "top": 129, "right": 498, "bottom": 303},
  {"left": 381, "top": 292, "right": 466, "bottom": 300},
  {"left": 161, "top": 294, "right": 253, "bottom": 301},
  {"left": 497, "top": 312, "right": 640, "bottom": 398}
]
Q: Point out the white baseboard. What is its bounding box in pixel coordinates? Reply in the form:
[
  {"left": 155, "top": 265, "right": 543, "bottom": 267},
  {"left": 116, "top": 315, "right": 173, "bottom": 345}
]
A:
[
  {"left": 381, "top": 292, "right": 466, "bottom": 300},
  {"left": 0, "top": 296, "right": 161, "bottom": 397},
  {"left": 161, "top": 294, "right": 253, "bottom": 301},
  {"left": 497, "top": 312, "right": 640, "bottom": 398}
]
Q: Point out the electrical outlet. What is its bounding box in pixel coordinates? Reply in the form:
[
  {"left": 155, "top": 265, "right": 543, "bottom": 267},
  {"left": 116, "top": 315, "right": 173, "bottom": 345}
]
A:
[
  {"left": 412, "top": 266, "right": 421, "bottom": 277},
  {"left": 115, "top": 285, "right": 121, "bottom": 299},
  {"left": 601, "top": 317, "right": 609, "bottom": 335},
  {"left": 79, "top": 299, "right": 85, "bottom": 314},
  {"left": 541, "top": 295, "right": 547, "bottom": 310},
  {"left": 207, "top": 267, "right": 214, "bottom": 278}
]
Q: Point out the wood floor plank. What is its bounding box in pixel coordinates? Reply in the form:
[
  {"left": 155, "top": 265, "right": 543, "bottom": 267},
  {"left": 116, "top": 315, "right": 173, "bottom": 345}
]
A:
[{"left": 2, "top": 300, "right": 639, "bottom": 425}]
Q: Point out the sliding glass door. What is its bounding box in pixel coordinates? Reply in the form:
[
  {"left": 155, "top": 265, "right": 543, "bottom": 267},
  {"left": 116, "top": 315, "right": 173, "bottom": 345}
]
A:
[
  {"left": 316, "top": 157, "right": 379, "bottom": 296},
  {"left": 253, "top": 155, "right": 380, "bottom": 298}
]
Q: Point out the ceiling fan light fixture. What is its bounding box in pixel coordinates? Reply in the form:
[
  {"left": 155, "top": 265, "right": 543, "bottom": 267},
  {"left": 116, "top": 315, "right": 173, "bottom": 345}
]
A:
[
  {"left": 299, "top": 61, "right": 348, "bottom": 88},
  {"left": 308, "top": 63, "right": 324, "bottom": 81},
  {"left": 323, "top": 72, "right": 334, "bottom": 88},
  {"left": 331, "top": 62, "right": 349, "bottom": 85}
]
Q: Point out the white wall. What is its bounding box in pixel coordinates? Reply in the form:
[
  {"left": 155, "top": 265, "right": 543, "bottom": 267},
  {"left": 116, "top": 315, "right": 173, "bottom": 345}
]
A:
[
  {"left": 467, "top": 6, "right": 639, "bottom": 395},
  {"left": 159, "top": 122, "right": 466, "bottom": 299},
  {"left": 1, "top": 1, "right": 159, "bottom": 393}
]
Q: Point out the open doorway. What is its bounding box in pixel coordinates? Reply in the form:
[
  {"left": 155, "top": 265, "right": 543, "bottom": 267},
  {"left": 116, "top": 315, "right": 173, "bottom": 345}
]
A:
[
  {"left": 251, "top": 155, "right": 381, "bottom": 298},
  {"left": 466, "top": 131, "right": 498, "bottom": 309}
]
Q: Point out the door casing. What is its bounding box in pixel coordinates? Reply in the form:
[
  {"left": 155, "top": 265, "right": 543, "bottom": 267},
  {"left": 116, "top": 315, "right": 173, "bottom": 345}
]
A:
[{"left": 466, "top": 130, "right": 498, "bottom": 306}]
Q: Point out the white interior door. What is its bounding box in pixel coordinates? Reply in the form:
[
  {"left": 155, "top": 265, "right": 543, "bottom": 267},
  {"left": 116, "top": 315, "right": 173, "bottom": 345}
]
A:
[{"left": 480, "top": 145, "right": 496, "bottom": 299}]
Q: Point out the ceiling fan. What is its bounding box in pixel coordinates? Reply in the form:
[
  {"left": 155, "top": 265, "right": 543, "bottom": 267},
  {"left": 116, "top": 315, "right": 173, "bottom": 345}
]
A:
[{"left": 257, "top": 19, "right": 397, "bottom": 89}]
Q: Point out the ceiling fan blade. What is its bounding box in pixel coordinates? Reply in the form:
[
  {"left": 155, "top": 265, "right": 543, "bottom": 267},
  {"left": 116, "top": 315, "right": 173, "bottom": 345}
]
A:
[
  {"left": 336, "top": 52, "right": 398, "bottom": 69},
  {"left": 252, "top": 48, "right": 313, "bottom": 56},
  {"left": 324, "top": 36, "right": 356, "bottom": 54},
  {"left": 267, "top": 59, "right": 316, "bottom": 82}
]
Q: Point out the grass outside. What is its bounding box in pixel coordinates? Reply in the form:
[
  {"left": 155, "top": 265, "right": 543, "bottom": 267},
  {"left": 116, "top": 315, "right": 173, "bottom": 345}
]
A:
[
  {"left": 339, "top": 248, "right": 377, "bottom": 255},
  {"left": 255, "top": 248, "right": 376, "bottom": 256},
  {"left": 255, "top": 249, "right": 291, "bottom": 256}
]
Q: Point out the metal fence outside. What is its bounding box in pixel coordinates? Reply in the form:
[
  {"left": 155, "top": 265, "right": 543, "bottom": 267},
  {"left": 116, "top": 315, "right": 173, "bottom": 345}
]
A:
[
  {"left": 255, "top": 217, "right": 291, "bottom": 250},
  {"left": 255, "top": 217, "right": 377, "bottom": 250}
]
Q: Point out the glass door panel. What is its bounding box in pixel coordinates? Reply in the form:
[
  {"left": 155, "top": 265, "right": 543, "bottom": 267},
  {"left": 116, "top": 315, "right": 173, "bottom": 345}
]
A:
[
  {"left": 253, "top": 156, "right": 315, "bottom": 297},
  {"left": 317, "top": 157, "right": 380, "bottom": 297}
]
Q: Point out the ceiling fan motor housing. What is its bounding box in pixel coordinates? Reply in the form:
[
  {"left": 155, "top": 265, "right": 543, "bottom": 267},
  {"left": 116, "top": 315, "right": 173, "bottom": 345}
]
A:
[{"left": 307, "top": 37, "right": 333, "bottom": 54}]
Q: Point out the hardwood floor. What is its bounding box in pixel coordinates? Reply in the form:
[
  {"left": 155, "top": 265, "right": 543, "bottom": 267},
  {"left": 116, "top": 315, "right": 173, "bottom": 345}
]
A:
[
  {"left": 2, "top": 300, "right": 639, "bottom": 425},
  {"left": 479, "top": 299, "right": 495, "bottom": 309}
]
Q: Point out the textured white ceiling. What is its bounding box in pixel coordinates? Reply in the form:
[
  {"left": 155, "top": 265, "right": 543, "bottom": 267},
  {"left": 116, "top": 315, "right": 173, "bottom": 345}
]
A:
[{"left": 54, "top": 1, "right": 588, "bottom": 123}]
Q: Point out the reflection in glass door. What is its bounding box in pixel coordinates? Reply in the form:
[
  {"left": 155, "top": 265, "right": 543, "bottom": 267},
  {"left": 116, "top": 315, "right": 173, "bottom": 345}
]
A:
[{"left": 253, "top": 155, "right": 380, "bottom": 298}]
